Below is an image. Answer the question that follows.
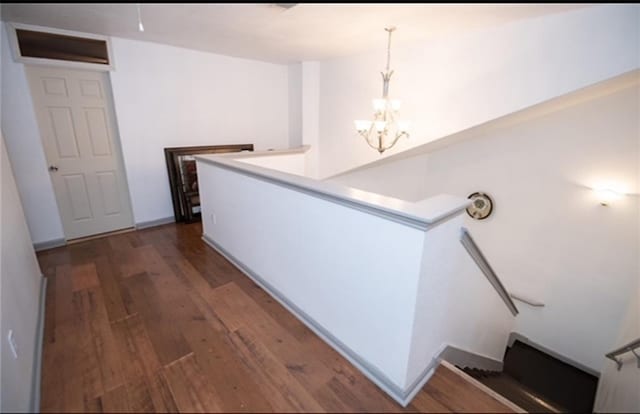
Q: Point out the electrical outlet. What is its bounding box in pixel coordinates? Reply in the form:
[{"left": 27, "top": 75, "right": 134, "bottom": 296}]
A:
[
  {"left": 211, "top": 213, "right": 217, "bottom": 225},
  {"left": 7, "top": 330, "right": 18, "bottom": 359}
]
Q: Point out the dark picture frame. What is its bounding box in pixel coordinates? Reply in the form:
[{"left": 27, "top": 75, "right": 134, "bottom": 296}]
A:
[{"left": 164, "top": 144, "right": 254, "bottom": 223}]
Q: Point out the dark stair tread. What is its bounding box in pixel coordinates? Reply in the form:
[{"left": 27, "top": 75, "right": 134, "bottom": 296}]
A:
[
  {"left": 459, "top": 366, "right": 569, "bottom": 413},
  {"left": 457, "top": 338, "right": 599, "bottom": 413},
  {"left": 504, "top": 341, "right": 597, "bottom": 413},
  {"left": 478, "top": 373, "right": 568, "bottom": 413}
]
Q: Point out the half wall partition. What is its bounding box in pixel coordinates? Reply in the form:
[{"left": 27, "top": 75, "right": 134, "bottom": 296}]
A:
[{"left": 195, "top": 148, "right": 516, "bottom": 406}]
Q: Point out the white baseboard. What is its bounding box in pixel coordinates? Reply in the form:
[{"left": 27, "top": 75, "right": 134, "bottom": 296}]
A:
[
  {"left": 33, "top": 216, "right": 177, "bottom": 252},
  {"left": 29, "top": 275, "right": 47, "bottom": 412},
  {"left": 33, "top": 238, "right": 66, "bottom": 252},
  {"left": 201, "top": 233, "right": 501, "bottom": 407},
  {"left": 135, "top": 216, "right": 175, "bottom": 229}
]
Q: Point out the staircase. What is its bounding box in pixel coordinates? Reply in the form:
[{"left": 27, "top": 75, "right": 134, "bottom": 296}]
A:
[{"left": 458, "top": 340, "right": 598, "bottom": 413}]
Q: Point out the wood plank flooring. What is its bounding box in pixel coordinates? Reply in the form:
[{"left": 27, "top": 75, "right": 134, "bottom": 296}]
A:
[{"left": 38, "top": 222, "right": 515, "bottom": 413}]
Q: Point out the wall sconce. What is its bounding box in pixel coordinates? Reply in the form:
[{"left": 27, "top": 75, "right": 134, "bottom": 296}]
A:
[
  {"left": 136, "top": 4, "right": 145, "bottom": 32},
  {"left": 595, "top": 187, "right": 624, "bottom": 206}
]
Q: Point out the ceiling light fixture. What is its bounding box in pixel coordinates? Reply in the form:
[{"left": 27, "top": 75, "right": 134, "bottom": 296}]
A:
[
  {"left": 136, "top": 4, "right": 145, "bottom": 32},
  {"left": 354, "top": 27, "right": 410, "bottom": 154},
  {"left": 273, "top": 3, "right": 298, "bottom": 9},
  {"left": 595, "top": 187, "right": 624, "bottom": 206}
]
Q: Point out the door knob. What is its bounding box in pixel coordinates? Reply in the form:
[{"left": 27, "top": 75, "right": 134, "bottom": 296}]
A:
[{"left": 49, "top": 165, "right": 59, "bottom": 172}]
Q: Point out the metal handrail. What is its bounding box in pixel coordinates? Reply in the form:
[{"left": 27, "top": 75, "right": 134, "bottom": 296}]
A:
[
  {"left": 606, "top": 337, "right": 640, "bottom": 370},
  {"left": 510, "top": 293, "right": 545, "bottom": 307},
  {"left": 460, "top": 228, "right": 519, "bottom": 316}
]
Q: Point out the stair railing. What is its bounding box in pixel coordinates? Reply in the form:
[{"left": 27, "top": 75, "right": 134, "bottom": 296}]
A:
[
  {"left": 460, "top": 227, "right": 519, "bottom": 316},
  {"left": 510, "top": 292, "right": 545, "bottom": 307},
  {"left": 606, "top": 337, "right": 640, "bottom": 370}
]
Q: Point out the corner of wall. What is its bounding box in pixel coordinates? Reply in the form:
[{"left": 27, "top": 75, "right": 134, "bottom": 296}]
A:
[
  {"left": 1, "top": 131, "right": 46, "bottom": 412},
  {"left": 301, "top": 61, "right": 320, "bottom": 179},
  {"left": 287, "top": 63, "right": 302, "bottom": 149},
  {"left": 1, "top": 23, "right": 65, "bottom": 244}
]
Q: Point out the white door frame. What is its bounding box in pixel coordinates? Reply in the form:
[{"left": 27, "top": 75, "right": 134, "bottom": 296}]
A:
[{"left": 26, "top": 64, "right": 135, "bottom": 241}]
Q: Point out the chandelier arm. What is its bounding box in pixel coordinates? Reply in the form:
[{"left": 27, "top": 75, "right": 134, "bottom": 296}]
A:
[
  {"left": 359, "top": 132, "right": 383, "bottom": 152},
  {"left": 386, "top": 109, "right": 395, "bottom": 123},
  {"left": 381, "top": 131, "right": 408, "bottom": 152},
  {"left": 358, "top": 123, "right": 383, "bottom": 151}
]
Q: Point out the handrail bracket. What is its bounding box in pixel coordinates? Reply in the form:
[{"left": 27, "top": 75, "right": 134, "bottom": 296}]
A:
[
  {"left": 605, "top": 337, "right": 640, "bottom": 370},
  {"left": 632, "top": 348, "right": 640, "bottom": 369},
  {"left": 612, "top": 356, "right": 623, "bottom": 371}
]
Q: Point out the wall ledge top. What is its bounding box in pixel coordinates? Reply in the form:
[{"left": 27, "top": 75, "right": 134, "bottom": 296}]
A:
[{"left": 196, "top": 149, "right": 469, "bottom": 230}]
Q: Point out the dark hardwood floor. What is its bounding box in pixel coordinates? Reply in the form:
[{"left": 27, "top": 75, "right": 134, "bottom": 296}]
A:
[{"left": 37, "top": 222, "right": 515, "bottom": 413}]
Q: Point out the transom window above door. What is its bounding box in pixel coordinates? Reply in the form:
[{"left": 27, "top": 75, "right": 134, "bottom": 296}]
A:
[{"left": 7, "top": 22, "right": 114, "bottom": 71}]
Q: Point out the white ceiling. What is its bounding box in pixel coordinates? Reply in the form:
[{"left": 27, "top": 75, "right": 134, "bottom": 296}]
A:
[{"left": 1, "top": 3, "right": 592, "bottom": 64}]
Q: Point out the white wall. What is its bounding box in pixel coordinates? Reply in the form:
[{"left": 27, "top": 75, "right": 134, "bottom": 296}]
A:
[
  {"left": 109, "top": 37, "right": 290, "bottom": 225},
  {"left": 1, "top": 23, "right": 65, "bottom": 244},
  {"left": 301, "top": 61, "right": 320, "bottom": 179},
  {"left": 1, "top": 24, "right": 292, "bottom": 243},
  {"left": 1, "top": 21, "right": 3, "bottom": 412},
  {"left": 331, "top": 82, "right": 640, "bottom": 372},
  {"left": 406, "top": 216, "right": 515, "bottom": 386},
  {"left": 197, "top": 158, "right": 516, "bottom": 402},
  {"left": 594, "top": 276, "right": 640, "bottom": 412},
  {"left": 593, "top": 75, "right": 640, "bottom": 413},
  {"left": 288, "top": 63, "right": 302, "bottom": 148},
  {"left": 0, "top": 133, "right": 43, "bottom": 412},
  {"left": 7, "top": 5, "right": 637, "bottom": 244},
  {"left": 198, "top": 160, "right": 426, "bottom": 388},
  {"left": 317, "top": 4, "right": 640, "bottom": 178}
]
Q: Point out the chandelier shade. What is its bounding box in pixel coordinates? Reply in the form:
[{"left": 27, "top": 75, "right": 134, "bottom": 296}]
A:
[{"left": 354, "top": 27, "right": 410, "bottom": 154}]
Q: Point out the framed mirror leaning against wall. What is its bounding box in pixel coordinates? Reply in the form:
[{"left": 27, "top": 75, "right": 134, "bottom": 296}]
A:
[{"left": 164, "top": 144, "right": 254, "bottom": 223}]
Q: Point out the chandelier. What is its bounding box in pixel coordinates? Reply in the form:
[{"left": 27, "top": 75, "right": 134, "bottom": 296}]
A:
[{"left": 354, "top": 27, "right": 410, "bottom": 154}]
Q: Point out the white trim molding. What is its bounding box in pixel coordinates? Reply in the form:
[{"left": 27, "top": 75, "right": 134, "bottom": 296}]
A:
[
  {"left": 30, "top": 275, "right": 48, "bottom": 412},
  {"left": 33, "top": 238, "right": 66, "bottom": 252},
  {"left": 135, "top": 216, "right": 175, "bottom": 230}
]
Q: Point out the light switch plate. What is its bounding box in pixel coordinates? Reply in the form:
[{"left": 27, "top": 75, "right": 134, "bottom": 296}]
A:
[{"left": 7, "top": 329, "right": 18, "bottom": 359}]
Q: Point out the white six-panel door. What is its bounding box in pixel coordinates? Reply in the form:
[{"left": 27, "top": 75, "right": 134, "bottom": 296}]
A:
[{"left": 26, "top": 66, "right": 134, "bottom": 240}]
